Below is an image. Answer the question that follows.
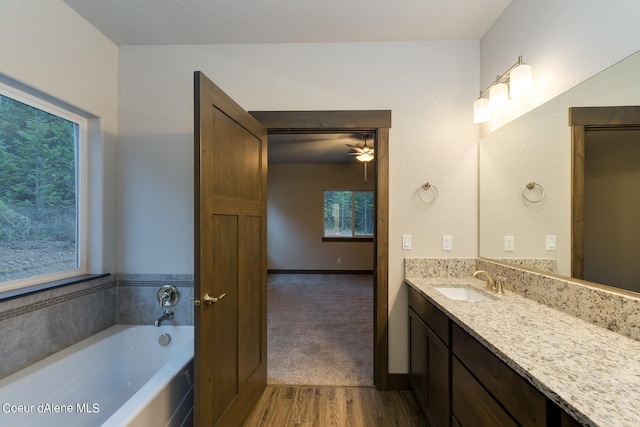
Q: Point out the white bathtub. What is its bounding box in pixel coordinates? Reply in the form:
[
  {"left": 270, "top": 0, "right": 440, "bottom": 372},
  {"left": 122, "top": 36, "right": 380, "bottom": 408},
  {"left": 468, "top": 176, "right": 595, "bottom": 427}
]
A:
[{"left": 0, "top": 324, "right": 194, "bottom": 427}]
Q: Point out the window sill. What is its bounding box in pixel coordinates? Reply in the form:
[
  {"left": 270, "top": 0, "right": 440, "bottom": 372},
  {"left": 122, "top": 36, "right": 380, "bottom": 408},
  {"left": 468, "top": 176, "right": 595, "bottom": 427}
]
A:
[
  {"left": 322, "top": 237, "right": 374, "bottom": 242},
  {"left": 0, "top": 273, "right": 112, "bottom": 302}
]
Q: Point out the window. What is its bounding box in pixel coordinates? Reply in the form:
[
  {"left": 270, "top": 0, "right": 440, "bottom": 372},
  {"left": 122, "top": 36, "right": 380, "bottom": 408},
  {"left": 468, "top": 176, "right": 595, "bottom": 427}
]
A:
[
  {"left": 323, "top": 190, "right": 374, "bottom": 238},
  {"left": 0, "top": 83, "right": 87, "bottom": 291}
]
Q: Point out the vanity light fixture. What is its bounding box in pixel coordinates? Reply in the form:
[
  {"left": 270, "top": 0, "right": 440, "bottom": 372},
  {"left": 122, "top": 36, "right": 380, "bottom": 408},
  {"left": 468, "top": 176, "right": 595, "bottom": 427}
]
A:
[{"left": 473, "top": 56, "right": 533, "bottom": 123}]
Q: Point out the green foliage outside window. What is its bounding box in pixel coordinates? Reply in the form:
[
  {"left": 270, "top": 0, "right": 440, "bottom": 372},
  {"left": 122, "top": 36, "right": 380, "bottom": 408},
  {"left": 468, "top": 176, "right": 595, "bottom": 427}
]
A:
[
  {"left": 0, "top": 91, "right": 79, "bottom": 283},
  {"left": 324, "top": 190, "right": 373, "bottom": 238}
]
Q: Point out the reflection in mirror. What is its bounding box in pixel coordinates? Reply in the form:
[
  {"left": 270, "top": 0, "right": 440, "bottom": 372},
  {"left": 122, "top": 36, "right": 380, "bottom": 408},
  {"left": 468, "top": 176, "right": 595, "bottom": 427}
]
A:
[
  {"left": 479, "top": 50, "right": 640, "bottom": 293},
  {"left": 570, "top": 108, "right": 640, "bottom": 293}
]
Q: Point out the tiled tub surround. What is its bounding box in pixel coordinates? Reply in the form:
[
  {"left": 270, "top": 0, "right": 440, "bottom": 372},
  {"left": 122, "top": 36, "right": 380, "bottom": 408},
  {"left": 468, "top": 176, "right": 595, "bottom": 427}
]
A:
[
  {"left": 0, "top": 275, "right": 117, "bottom": 379},
  {"left": 117, "top": 274, "right": 194, "bottom": 325},
  {"left": 0, "top": 273, "right": 194, "bottom": 380},
  {"left": 405, "top": 258, "right": 640, "bottom": 426}
]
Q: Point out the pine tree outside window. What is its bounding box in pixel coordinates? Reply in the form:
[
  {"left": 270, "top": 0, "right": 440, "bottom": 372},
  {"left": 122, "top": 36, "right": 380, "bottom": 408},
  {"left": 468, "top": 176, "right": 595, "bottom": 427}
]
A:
[
  {"left": 323, "top": 190, "right": 374, "bottom": 238},
  {"left": 0, "top": 83, "right": 87, "bottom": 291}
]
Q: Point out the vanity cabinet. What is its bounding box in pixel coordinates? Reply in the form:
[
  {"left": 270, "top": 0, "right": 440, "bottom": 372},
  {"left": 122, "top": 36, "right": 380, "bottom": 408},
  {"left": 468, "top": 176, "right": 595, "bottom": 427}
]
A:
[
  {"left": 407, "top": 284, "right": 582, "bottom": 427},
  {"left": 408, "top": 286, "right": 451, "bottom": 427},
  {"left": 452, "top": 322, "right": 547, "bottom": 427}
]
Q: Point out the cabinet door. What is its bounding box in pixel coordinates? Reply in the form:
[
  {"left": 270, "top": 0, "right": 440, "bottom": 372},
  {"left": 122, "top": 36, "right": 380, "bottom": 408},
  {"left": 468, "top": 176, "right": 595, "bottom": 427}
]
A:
[
  {"left": 452, "top": 356, "right": 518, "bottom": 427},
  {"left": 409, "top": 308, "right": 450, "bottom": 427},
  {"left": 409, "top": 308, "right": 428, "bottom": 411},
  {"left": 452, "top": 324, "right": 546, "bottom": 427},
  {"left": 561, "top": 411, "right": 582, "bottom": 427}
]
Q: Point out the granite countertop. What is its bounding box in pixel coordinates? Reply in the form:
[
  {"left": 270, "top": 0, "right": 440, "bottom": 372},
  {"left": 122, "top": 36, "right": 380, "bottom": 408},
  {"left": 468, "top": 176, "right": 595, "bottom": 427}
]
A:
[{"left": 405, "top": 277, "right": 640, "bottom": 427}]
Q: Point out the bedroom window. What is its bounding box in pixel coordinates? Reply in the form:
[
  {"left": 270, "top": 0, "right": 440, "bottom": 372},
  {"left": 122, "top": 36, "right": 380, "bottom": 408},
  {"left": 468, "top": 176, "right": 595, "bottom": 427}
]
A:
[
  {"left": 0, "top": 83, "right": 87, "bottom": 291},
  {"left": 323, "top": 190, "right": 374, "bottom": 239}
]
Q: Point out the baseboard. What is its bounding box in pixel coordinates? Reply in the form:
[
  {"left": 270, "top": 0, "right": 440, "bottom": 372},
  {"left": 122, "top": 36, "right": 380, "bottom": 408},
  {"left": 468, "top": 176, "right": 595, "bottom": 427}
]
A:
[
  {"left": 386, "top": 373, "right": 410, "bottom": 391},
  {"left": 268, "top": 269, "right": 374, "bottom": 275}
]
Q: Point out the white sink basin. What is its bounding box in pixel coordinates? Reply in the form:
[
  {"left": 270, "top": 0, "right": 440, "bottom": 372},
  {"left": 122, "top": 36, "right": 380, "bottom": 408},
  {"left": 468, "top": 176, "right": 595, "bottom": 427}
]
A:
[{"left": 434, "top": 286, "right": 492, "bottom": 302}]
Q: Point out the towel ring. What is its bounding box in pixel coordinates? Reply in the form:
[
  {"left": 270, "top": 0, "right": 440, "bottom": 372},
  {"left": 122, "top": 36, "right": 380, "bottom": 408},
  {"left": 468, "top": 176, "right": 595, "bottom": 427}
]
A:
[
  {"left": 417, "top": 182, "right": 439, "bottom": 204},
  {"left": 522, "top": 181, "right": 545, "bottom": 203}
]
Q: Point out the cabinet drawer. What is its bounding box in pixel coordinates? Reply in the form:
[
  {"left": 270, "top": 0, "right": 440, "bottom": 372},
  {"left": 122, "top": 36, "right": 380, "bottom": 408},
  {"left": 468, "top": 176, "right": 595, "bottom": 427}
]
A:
[
  {"left": 452, "top": 356, "right": 518, "bottom": 427},
  {"left": 452, "top": 323, "right": 547, "bottom": 427},
  {"left": 408, "top": 285, "right": 450, "bottom": 346}
]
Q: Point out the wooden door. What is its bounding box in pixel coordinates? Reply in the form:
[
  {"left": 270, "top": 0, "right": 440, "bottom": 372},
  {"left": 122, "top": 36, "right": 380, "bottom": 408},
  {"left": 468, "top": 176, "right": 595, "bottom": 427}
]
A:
[{"left": 194, "top": 71, "right": 267, "bottom": 426}]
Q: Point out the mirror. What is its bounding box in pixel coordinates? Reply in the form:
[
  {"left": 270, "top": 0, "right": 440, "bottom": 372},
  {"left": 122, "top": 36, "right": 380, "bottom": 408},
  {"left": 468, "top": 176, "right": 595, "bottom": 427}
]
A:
[{"left": 479, "top": 50, "right": 640, "bottom": 291}]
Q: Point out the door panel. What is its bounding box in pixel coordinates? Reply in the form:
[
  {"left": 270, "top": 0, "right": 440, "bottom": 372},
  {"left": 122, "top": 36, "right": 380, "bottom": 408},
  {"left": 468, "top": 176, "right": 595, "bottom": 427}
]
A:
[
  {"left": 205, "top": 214, "right": 239, "bottom": 424},
  {"left": 239, "top": 215, "right": 263, "bottom": 384},
  {"left": 194, "top": 71, "right": 267, "bottom": 427},
  {"left": 209, "top": 107, "right": 262, "bottom": 202}
]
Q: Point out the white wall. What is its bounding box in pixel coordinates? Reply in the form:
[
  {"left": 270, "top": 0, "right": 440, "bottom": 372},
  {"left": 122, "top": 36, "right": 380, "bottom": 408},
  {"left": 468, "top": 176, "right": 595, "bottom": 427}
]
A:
[
  {"left": 480, "top": 0, "right": 640, "bottom": 136},
  {"left": 117, "top": 41, "right": 480, "bottom": 372},
  {"left": 268, "top": 163, "right": 374, "bottom": 271},
  {"left": 0, "top": 0, "right": 118, "bottom": 273}
]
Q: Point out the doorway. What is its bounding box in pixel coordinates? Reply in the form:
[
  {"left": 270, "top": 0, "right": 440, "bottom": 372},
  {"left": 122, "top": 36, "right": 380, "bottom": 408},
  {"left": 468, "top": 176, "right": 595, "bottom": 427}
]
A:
[
  {"left": 570, "top": 106, "right": 640, "bottom": 293},
  {"left": 250, "top": 110, "right": 391, "bottom": 389}
]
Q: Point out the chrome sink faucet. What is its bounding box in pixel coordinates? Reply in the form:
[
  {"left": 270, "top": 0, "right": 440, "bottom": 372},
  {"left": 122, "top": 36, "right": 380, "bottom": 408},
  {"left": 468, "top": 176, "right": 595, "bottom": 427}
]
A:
[
  {"left": 472, "top": 270, "right": 505, "bottom": 294},
  {"left": 154, "top": 309, "right": 174, "bottom": 327}
]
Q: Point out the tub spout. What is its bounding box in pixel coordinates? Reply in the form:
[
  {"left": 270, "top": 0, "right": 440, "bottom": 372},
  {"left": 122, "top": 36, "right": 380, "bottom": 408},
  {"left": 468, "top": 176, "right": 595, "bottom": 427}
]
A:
[{"left": 154, "top": 309, "right": 174, "bottom": 327}]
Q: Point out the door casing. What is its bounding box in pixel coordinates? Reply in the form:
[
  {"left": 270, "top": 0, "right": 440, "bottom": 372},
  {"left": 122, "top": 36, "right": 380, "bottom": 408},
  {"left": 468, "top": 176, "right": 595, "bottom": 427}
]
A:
[{"left": 250, "top": 110, "right": 391, "bottom": 390}]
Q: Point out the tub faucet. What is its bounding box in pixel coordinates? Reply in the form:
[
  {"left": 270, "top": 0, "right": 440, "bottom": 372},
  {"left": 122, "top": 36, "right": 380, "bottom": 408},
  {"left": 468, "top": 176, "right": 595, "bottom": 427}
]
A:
[{"left": 154, "top": 309, "right": 174, "bottom": 327}]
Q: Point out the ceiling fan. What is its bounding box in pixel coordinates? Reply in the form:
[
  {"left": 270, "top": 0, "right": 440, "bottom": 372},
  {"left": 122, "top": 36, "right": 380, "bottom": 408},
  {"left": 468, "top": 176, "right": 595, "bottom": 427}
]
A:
[
  {"left": 346, "top": 133, "right": 375, "bottom": 182},
  {"left": 346, "top": 133, "right": 375, "bottom": 162}
]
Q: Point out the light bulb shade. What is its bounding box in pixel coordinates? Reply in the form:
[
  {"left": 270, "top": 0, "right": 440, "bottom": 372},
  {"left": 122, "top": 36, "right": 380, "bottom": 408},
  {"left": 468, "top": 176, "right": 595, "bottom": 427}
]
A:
[
  {"left": 473, "top": 97, "right": 491, "bottom": 123},
  {"left": 356, "top": 152, "right": 374, "bottom": 162},
  {"left": 509, "top": 63, "right": 533, "bottom": 98},
  {"left": 489, "top": 82, "right": 509, "bottom": 112}
]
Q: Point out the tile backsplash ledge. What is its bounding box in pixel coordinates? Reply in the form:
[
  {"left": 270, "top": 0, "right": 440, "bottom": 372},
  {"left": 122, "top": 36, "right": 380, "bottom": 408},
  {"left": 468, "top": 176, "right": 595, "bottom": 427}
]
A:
[{"left": 405, "top": 257, "right": 640, "bottom": 342}]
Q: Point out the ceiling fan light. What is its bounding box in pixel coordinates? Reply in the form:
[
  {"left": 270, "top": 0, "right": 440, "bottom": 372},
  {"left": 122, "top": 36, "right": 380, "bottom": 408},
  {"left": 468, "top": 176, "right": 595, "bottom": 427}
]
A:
[{"left": 356, "top": 152, "right": 374, "bottom": 162}]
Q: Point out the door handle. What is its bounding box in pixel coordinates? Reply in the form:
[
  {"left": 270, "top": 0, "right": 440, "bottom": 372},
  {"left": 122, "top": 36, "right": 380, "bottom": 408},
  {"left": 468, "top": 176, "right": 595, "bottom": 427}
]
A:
[
  {"left": 204, "top": 292, "right": 226, "bottom": 306},
  {"left": 191, "top": 292, "right": 226, "bottom": 307}
]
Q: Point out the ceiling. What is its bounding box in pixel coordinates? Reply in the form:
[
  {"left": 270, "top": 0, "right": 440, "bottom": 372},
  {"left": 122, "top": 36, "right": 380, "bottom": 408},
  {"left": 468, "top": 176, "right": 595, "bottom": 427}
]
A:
[
  {"left": 268, "top": 133, "right": 368, "bottom": 164},
  {"left": 63, "top": 0, "right": 511, "bottom": 45},
  {"left": 62, "top": 0, "right": 511, "bottom": 163}
]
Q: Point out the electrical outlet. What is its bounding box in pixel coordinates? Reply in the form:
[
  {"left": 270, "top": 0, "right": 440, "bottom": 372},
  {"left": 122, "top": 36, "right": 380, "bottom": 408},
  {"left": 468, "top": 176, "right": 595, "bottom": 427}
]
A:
[
  {"left": 337, "top": 258, "right": 341, "bottom": 264},
  {"left": 402, "top": 234, "right": 412, "bottom": 250},
  {"left": 546, "top": 235, "right": 557, "bottom": 251},
  {"left": 504, "top": 235, "right": 515, "bottom": 251},
  {"left": 442, "top": 235, "right": 452, "bottom": 251}
]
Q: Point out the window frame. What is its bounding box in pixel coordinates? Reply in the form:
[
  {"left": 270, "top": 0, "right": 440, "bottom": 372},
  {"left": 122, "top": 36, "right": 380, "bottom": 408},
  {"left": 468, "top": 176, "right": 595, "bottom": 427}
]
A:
[
  {"left": 0, "top": 81, "right": 88, "bottom": 293},
  {"left": 322, "top": 189, "right": 374, "bottom": 242}
]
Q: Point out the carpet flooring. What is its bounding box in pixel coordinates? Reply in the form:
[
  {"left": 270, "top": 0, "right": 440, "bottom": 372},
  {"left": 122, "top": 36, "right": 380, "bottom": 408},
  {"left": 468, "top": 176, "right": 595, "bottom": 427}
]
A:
[{"left": 267, "top": 274, "right": 374, "bottom": 387}]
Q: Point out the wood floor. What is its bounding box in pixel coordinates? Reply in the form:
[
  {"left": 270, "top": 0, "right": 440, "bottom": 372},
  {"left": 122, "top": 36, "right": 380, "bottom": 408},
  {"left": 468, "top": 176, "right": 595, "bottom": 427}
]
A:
[{"left": 243, "top": 385, "right": 428, "bottom": 426}]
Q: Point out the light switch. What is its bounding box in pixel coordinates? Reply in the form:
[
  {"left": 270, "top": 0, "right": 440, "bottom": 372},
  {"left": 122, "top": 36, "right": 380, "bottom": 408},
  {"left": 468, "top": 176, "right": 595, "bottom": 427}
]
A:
[
  {"left": 504, "top": 235, "right": 515, "bottom": 251},
  {"left": 402, "top": 234, "right": 412, "bottom": 250},
  {"left": 442, "top": 235, "right": 452, "bottom": 251},
  {"left": 546, "top": 235, "right": 557, "bottom": 251}
]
